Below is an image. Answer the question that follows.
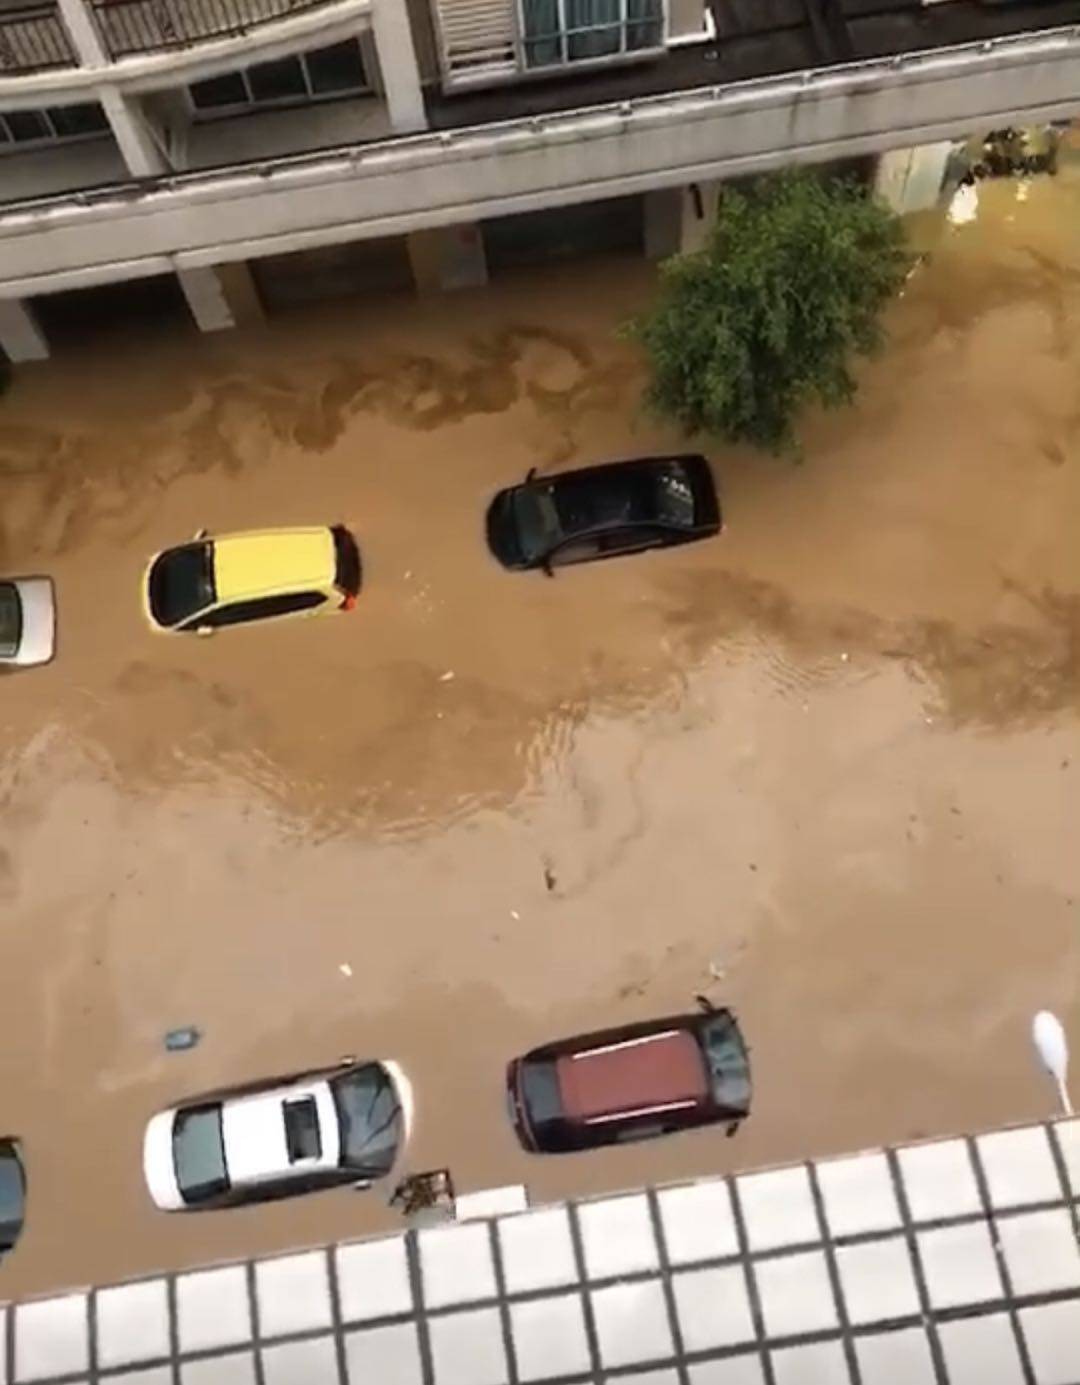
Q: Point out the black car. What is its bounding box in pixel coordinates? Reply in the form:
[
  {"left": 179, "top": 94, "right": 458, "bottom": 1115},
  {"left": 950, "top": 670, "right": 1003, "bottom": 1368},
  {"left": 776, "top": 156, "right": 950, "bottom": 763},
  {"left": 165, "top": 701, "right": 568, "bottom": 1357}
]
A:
[
  {"left": 507, "top": 1005, "right": 750, "bottom": 1154},
  {"left": 486, "top": 454, "right": 721, "bottom": 573},
  {"left": 0, "top": 1140, "right": 26, "bottom": 1260}
]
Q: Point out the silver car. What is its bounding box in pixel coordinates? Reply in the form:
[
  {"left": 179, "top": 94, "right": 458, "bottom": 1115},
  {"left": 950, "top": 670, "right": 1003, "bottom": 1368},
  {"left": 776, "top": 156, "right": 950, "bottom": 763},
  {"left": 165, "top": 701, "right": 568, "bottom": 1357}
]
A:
[{"left": 0, "top": 578, "right": 56, "bottom": 668}]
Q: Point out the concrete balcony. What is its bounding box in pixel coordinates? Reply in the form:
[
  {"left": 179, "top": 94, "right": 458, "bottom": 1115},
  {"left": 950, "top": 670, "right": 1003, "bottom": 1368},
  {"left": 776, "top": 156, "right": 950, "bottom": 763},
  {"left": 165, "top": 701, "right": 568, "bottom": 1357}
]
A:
[
  {"left": 90, "top": 0, "right": 348, "bottom": 58},
  {"left": 0, "top": 2, "right": 76, "bottom": 73}
]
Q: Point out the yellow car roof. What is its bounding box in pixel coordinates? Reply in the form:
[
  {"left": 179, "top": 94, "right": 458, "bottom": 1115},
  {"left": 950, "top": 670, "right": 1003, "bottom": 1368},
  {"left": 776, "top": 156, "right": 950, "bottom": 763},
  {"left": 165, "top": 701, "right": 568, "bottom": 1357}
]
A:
[{"left": 212, "top": 528, "right": 335, "bottom": 602}]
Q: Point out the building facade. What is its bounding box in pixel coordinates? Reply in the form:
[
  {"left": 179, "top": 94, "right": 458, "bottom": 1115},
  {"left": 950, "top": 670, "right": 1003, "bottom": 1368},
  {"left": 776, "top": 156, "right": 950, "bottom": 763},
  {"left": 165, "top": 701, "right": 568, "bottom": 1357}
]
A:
[{"left": 0, "top": 0, "right": 1077, "bottom": 360}]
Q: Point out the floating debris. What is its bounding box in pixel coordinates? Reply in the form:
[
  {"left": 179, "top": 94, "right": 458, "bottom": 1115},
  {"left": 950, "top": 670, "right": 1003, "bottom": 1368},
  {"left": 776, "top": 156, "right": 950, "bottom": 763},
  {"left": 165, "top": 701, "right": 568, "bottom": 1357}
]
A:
[{"left": 164, "top": 1027, "right": 201, "bottom": 1052}]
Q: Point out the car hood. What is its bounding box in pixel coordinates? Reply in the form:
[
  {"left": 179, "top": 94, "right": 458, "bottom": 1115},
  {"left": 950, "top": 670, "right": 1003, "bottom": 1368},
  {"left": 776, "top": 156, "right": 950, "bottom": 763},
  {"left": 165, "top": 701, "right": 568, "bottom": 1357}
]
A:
[{"left": 9, "top": 578, "right": 55, "bottom": 666}]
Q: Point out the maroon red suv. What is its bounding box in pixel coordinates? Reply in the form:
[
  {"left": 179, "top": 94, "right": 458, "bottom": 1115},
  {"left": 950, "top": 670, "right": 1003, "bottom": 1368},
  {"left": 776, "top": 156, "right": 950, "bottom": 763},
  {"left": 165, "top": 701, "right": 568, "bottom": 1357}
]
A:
[{"left": 507, "top": 1005, "right": 750, "bottom": 1153}]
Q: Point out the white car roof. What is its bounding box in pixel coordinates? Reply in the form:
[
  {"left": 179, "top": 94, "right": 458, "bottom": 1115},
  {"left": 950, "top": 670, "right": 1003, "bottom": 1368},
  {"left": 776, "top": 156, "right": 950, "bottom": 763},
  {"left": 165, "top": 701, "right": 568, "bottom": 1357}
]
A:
[{"left": 221, "top": 1080, "right": 340, "bottom": 1185}]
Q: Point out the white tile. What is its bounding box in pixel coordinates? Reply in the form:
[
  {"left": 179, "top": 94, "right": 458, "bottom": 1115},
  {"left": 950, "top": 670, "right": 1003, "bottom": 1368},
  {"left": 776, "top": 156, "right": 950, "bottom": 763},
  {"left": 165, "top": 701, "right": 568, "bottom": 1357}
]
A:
[
  {"left": 672, "top": 1264, "right": 755, "bottom": 1351},
  {"left": 658, "top": 1180, "right": 739, "bottom": 1264},
  {"left": 590, "top": 1280, "right": 674, "bottom": 1368},
  {"left": 607, "top": 1373, "right": 679, "bottom": 1385},
  {"left": 816, "top": 1153, "right": 900, "bottom": 1237},
  {"left": 14, "top": 1293, "right": 89, "bottom": 1380},
  {"left": 510, "top": 1293, "right": 590, "bottom": 1380},
  {"left": 579, "top": 1193, "right": 659, "bottom": 1278},
  {"left": 95, "top": 1278, "right": 170, "bottom": 1368},
  {"left": 498, "top": 1208, "right": 578, "bottom": 1294},
  {"left": 687, "top": 1356, "right": 766, "bottom": 1385},
  {"left": 835, "top": 1236, "right": 920, "bottom": 1325},
  {"left": 181, "top": 1354, "right": 258, "bottom": 1385},
  {"left": 428, "top": 1306, "right": 507, "bottom": 1385},
  {"left": 336, "top": 1235, "right": 413, "bottom": 1321},
  {"left": 977, "top": 1127, "right": 1062, "bottom": 1209},
  {"left": 456, "top": 1186, "right": 528, "bottom": 1219},
  {"left": 898, "top": 1140, "right": 981, "bottom": 1221},
  {"left": 345, "top": 1322, "right": 423, "bottom": 1385},
  {"left": 256, "top": 1251, "right": 333, "bottom": 1337},
  {"left": 177, "top": 1265, "right": 252, "bottom": 1352},
  {"left": 939, "top": 1314, "right": 1024, "bottom": 1385},
  {"left": 855, "top": 1327, "right": 936, "bottom": 1385},
  {"left": 997, "top": 1208, "right": 1080, "bottom": 1294},
  {"left": 1020, "top": 1300, "right": 1080, "bottom": 1385},
  {"left": 771, "top": 1339, "right": 850, "bottom": 1385},
  {"left": 917, "top": 1222, "right": 1003, "bottom": 1309},
  {"left": 1051, "top": 1119, "right": 1080, "bottom": 1196},
  {"left": 420, "top": 1221, "right": 497, "bottom": 1308},
  {"left": 114, "top": 1371, "right": 172, "bottom": 1385},
  {"left": 754, "top": 1250, "right": 838, "bottom": 1338},
  {"left": 737, "top": 1167, "right": 818, "bottom": 1251},
  {"left": 261, "top": 1335, "right": 339, "bottom": 1385}
]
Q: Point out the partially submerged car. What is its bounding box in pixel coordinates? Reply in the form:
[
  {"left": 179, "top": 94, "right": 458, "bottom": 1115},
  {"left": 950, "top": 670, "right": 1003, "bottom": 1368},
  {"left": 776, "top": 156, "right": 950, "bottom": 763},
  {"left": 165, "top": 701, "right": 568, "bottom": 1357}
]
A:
[
  {"left": 144, "top": 525, "right": 361, "bottom": 634},
  {"left": 0, "top": 577, "right": 56, "bottom": 667},
  {"left": 486, "top": 455, "right": 720, "bottom": 573},
  {"left": 507, "top": 1006, "right": 750, "bottom": 1153},
  {"left": 143, "top": 1059, "right": 412, "bottom": 1211},
  {"left": 0, "top": 1139, "right": 26, "bottom": 1261}
]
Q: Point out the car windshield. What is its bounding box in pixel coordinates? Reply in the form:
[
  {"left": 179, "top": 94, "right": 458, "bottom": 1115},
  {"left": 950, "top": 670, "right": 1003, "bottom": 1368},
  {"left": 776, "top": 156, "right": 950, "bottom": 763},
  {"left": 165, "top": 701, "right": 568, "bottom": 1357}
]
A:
[
  {"left": 148, "top": 544, "right": 215, "bottom": 628},
  {"left": 330, "top": 1066, "right": 403, "bottom": 1177},
  {"left": 698, "top": 1013, "right": 751, "bottom": 1114},
  {"left": 511, "top": 487, "right": 564, "bottom": 562},
  {"left": 173, "top": 1104, "right": 229, "bottom": 1205},
  {"left": 654, "top": 463, "right": 696, "bottom": 528},
  {"left": 0, "top": 583, "right": 22, "bottom": 658},
  {"left": 0, "top": 1144, "right": 25, "bottom": 1252}
]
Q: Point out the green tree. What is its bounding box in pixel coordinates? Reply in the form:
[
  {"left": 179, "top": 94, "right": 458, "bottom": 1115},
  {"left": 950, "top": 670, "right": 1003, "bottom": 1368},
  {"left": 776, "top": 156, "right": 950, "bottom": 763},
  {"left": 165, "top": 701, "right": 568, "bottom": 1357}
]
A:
[{"left": 628, "top": 170, "right": 914, "bottom": 456}]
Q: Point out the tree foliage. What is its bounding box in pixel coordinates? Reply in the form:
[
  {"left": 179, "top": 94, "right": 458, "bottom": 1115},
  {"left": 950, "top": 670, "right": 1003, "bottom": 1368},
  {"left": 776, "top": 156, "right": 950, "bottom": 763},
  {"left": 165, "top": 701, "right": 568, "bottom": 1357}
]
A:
[{"left": 628, "top": 170, "right": 915, "bottom": 455}]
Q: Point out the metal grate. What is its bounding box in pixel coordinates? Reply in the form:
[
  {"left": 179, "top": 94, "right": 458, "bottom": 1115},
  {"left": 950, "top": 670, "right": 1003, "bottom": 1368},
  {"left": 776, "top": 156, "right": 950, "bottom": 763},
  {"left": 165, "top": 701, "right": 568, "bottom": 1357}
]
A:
[
  {"left": 90, "top": 0, "right": 332, "bottom": 56},
  {"left": 0, "top": 4, "right": 75, "bottom": 72},
  {"left": 432, "top": 0, "right": 519, "bottom": 84}
]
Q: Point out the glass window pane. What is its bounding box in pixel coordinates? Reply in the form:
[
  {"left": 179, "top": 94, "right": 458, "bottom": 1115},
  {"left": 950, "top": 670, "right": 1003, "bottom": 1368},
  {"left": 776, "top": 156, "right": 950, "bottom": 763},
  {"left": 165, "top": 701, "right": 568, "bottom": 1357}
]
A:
[
  {"left": 522, "top": 0, "right": 562, "bottom": 67},
  {"left": 5, "top": 110, "right": 49, "bottom": 143},
  {"left": 248, "top": 56, "right": 307, "bottom": 104},
  {"left": 46, "top": 103, "right": 108, "bottom": 138},
  {"left": 189, "top": 71, "right": 249, "bottom": 110},
  {"left": 305, "top": 40, "right": 367, "bottom": 94},
  {"left": 566, "top": 0, "right": 621, "bottom": 58},
  {"left": 626, "top": 0, "right": 662, "bottom": 49}
]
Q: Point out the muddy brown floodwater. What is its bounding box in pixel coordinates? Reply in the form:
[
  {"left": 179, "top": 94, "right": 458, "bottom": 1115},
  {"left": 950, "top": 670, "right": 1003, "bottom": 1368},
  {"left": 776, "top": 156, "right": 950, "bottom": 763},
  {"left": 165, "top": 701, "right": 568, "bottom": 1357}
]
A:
[{"left": 1, "top": 173, "right": 1079, "bottom": 1297}]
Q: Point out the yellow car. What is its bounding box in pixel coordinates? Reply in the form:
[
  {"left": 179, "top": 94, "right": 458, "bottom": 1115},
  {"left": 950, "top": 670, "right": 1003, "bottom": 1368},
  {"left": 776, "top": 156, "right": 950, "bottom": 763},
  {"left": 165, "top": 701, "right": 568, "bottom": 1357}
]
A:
[{"left": 144, "top": 525, "right": 361, "bottom": 634}]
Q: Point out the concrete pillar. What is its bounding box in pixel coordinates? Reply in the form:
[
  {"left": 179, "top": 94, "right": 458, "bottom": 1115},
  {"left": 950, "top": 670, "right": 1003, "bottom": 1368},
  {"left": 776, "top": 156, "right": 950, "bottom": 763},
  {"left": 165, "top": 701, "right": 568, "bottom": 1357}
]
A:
[
  {"left": 101, "top": 88, "right": 169, "bottom": 178},
  {"left": 177, "top": 266, "right": 235, "bottom": 332},
  {"left": 0, "top": 299, "right": 49, "bottom": 363},
  {"left": 56, "top": 0, "right": 108, "bottom": 63},
  {"left": 407, "top": 224, "right": 487, "bottom": 293},
  {"left": 217, "top": 262, "right": 265, "bottom": 325},
  {"left": 371, "top": 0, "right": 427, "bottom": 133},
  {"left": 874, "top": 143, "right": 953, "bottom": 215},
  {"left": 645, "top": 182, "right": 721, "bottom": 259}
]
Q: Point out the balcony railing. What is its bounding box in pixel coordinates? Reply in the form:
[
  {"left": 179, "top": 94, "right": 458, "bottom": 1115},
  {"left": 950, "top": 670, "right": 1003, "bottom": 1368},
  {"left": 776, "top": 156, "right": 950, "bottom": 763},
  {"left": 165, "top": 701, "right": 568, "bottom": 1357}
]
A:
[
  {"left": 0, "top": 3, "right": 76, "bottom": 72},
  {"left": 90, "top": 0, "right": 332, "bottom": 56}
]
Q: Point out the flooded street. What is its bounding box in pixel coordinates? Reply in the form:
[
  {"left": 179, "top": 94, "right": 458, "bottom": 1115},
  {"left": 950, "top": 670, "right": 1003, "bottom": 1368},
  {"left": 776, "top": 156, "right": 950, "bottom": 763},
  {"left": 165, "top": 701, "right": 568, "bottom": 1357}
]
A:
[{"left": 1, "top": 172, "right": 1079, "bottom": 1297}]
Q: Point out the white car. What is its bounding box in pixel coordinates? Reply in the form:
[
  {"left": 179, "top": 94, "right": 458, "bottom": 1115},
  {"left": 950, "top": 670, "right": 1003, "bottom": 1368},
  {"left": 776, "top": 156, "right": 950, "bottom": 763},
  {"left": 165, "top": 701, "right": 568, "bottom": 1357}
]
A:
[
  {"left": 143, "top": 1059, "right": 413, "bottom": 1211},
  {"left": 0, "top": 578, "right": 55, "bottom": 667}
]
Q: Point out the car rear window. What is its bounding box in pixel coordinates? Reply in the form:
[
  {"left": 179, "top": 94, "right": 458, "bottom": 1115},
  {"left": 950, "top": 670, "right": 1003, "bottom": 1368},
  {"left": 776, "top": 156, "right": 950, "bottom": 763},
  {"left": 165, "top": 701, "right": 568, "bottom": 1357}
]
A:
[
  {"left": 0, "top": 1142, "right": 25, "bottom": 1254},
  {"left": 0, "top": 583, "right": 21, "bottom": 659},
  {"left": 520, "top": 1059, "right": 563, "bottom": 1127},
  {"left": 283, "top": 1097, "right": 322, "bottom": 1163},
  {"left": 173, "top": 1104, "right": 229, "bottom": 1206},
  {"left": 148, "top": 544, "right": 215, "bottom": 628},
  {"left": 332, "top": 525, "right": 361, "bottom": 596},
  {"left": 698, "top": 1013, "right": 751, "bottom": 1114},
  {"left": 330, "top": 1065, "right": 403, "bottom": 1177}
]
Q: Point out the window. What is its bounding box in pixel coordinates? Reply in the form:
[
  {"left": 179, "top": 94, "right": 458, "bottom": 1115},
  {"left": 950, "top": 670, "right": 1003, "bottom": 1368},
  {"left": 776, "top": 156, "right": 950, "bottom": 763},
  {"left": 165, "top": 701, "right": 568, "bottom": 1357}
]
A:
[
  {"left": 150, "top": 543, "right": 216, "bottom": 628},
  {"left": 698, "top": 1013, "right": 751, "bottom": 1115},
  {"left": 283, "top": 1098, "right": 322, "bottom": 1163},
  {"left": 0, "top": 1142, "right": 25, "bottom": 1257},
  {"left": 190, "top": 40, "right": 368, "bottom": 114},
  {"left": 196, "top": 590, "right": 325, "bottom": 628},
  {"left": 173, "top": 1105, "right": 229, "bottom": 1206},
  {"left": 0, "top": 584, "right": 21, "bottom": 659},
  {"left": 521, "top": 0, "right": 662, "bottom": 68},
  {"left": 330, "top": 1066, "right": 403, "bottom": 1177},
  {"left": 0, "top": 103, "right": 108, "bottom": 147}
]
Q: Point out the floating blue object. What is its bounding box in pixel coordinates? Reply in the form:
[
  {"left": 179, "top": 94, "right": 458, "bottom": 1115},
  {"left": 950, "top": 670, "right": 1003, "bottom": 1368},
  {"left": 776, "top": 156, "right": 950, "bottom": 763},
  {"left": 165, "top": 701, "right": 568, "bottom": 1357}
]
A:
[{"left": 164, "top": 1027, "right": 202, "bottom": 1052}]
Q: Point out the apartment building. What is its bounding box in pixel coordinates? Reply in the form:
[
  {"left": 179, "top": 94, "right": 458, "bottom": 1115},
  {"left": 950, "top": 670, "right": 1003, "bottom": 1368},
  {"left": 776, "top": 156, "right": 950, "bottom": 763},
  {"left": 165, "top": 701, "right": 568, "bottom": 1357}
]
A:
[{"left": 0, "top": 0, "right": 1076, "bottom": 360}]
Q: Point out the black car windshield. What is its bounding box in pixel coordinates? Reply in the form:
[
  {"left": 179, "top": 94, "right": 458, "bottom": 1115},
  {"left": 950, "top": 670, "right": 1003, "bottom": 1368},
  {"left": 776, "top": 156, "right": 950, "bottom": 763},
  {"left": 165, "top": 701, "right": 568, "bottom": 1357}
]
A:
[
  {"left": 173, "top": 1104, "right": 229, "bottom": 1205},
  {"left": 0, "top": 1144, "right": 25, "bottom": 1252},
  {"left": 330, "top": 1065, "right": 403, "bottom": 1177},
  {"left": 698, "top": 1013, "right": 751, "bottom": 1114},
  {"left": 653, "top": 463, "right": 696, "bottom": 528},
  {"left": 0, "top": 583, "right": 21, "bottom": 658},
  {"left": 511, "top": 487, "right": 564, "bottom": 562},
  {"left": 148, "top": 544, "right": 215, "bottom": 628}
]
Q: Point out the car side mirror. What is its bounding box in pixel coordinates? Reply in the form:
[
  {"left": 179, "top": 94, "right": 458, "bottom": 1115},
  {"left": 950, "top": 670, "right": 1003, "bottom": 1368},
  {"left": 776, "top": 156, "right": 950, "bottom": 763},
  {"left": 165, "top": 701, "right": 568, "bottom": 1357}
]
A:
[
  {"left": 695, "top": 994, "right": 716, "bottom": 1014},
  {"left": 525, "top": 466, "right": 538, "bottom": 483},
  {"left": 540, "top": 558, "right": 554, "bottom": 578},
  {"left": 352, "top": 1179, "right": 373, "bottom": 1192},
  {"left": 193, "top": 528, "right": 208, "bottom": 541},
  {"left": 195, "top": 626, "right": 213, "bottom": 638}
]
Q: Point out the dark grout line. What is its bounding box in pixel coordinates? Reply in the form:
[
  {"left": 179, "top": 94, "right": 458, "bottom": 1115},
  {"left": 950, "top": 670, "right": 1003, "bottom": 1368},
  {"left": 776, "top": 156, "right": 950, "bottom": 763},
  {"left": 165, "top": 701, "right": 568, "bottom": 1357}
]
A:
[
  {"left": 728, "top": 1176, "right": 776, "bottom": 1385},
  {"left": 646, "top": 1186, "right": 690, "bottom": 1385},
  {"left": 486, "top": 1217, "right": 520, "bottom": 1385},
  {"left": 87, "top": 1286, "right": 99, "bottom": 1385},
  {"left": 806, "top": 1161, "right": 861, "bottom": 1385},
  {"left": 324, "top": 1246, "right": 348, "bottom": 1385},
  {"left": 404, "top": 1229, "right": 436, "bottom": 1385},
  {"left": 1046, "top": 1119, "right": 1080, "bottom": 1242},
  {"left": 565, "top": 1201, "right": 604, "bottom": 1384},
  {"left": 245, "top": 1261, "right": 266, "bottom": 1385},
  {"left": 885, "top": 1146, "right": 949, "bottom": 1385},
  {"left": 966, "top": 1135, "right": 1036, "bottom": 1385},
  {"left": 5, "top": 1302, "right": 14, "bottom": 1385},
  {"left": 165, "top": 1273, "right": 181, "bottom": 1385}
]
